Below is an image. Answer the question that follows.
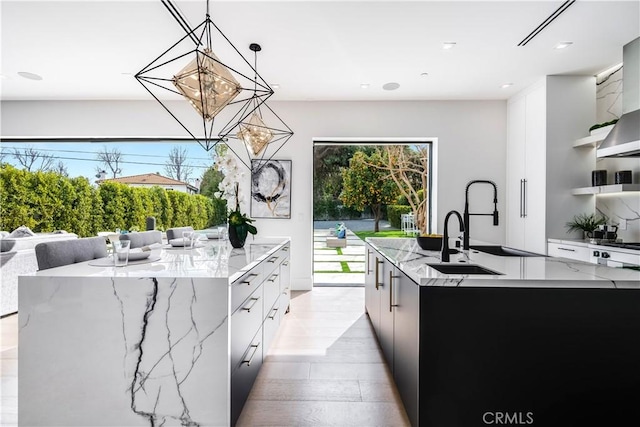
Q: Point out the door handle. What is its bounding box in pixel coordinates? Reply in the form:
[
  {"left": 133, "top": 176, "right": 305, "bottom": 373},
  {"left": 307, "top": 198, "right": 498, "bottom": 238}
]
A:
[
  {"left": 523, "top": 179, "right": 527, "bottom": 218},
  {"left": 389, "top": 271, "right": 400, "bottom": 312},
  {"left": 375, "top": 258, "right": 383, "bottom": 290},
  {"left": 519, "top": 179, "right": 524, "bottom": 218}
]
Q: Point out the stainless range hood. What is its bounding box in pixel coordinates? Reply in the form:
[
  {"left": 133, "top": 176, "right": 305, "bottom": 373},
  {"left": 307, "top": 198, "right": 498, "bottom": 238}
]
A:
[{"left": 597, "top": 37, "right": 640, "bottom": 158}]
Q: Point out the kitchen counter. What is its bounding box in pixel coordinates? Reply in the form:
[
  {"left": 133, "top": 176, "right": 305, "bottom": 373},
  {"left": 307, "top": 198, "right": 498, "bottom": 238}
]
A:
[
  {"left": 18, "top": 237, "right": 291, "bottom": 426},
  {"left": 366, "top": 237, "right": 639, "bottom": 288}
]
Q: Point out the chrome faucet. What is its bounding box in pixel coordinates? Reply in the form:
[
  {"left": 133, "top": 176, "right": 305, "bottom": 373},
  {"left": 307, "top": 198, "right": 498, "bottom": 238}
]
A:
[
  {"left": 463, "top": 180, "right": 499, "bottom": 250},
  {"left": 441, "top": 210, "right": 465, "bottom": 262}
]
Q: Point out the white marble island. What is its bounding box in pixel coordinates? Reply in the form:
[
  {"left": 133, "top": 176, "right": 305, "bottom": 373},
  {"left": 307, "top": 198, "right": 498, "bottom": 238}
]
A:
[
  {"left": 18, "top": 237, "right": 290, "bottom": 427},
  {"left": 364, "top": 238, "right": 639, "bottom": 427}
]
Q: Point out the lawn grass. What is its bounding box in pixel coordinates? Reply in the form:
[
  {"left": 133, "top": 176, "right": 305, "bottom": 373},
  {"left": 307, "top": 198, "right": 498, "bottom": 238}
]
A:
[{"left": 354, "top": 230, "right": 413, "bottom": 240}]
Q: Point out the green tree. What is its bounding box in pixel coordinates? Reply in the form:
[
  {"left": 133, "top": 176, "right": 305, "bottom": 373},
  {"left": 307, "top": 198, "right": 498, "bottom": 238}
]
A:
[
  {"left": 199, "top": 166, "right": 228, "bottom": 226},
  {"left": 340, "top": 151, "right": 398, "bottom": 232}
]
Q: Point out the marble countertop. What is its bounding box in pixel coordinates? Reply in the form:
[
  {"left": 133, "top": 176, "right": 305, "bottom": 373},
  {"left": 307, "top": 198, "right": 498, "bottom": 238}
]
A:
[
  {"left": 367, "top": 238, "right": 640, "bottom": 289},
  {"left": 28, "top": 237, "right": 290, "bottom": 282}
]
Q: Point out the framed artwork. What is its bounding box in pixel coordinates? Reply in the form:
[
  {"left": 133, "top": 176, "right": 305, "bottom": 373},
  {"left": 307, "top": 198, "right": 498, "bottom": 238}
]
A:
[{"left": 250, "top": 159, "right": 292, "bottom": 218}]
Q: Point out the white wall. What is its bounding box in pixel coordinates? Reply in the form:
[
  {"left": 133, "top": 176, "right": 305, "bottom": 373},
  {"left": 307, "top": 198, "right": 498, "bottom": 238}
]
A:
[{"left": 1, "top": 99, "right": 507, "bottom": 290}]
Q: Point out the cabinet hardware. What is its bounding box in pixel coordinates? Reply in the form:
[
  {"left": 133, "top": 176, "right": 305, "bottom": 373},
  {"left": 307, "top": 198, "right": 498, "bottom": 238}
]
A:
[
  {"left": 268, "top": 308, "right": 279, "bottom": 319},
  {"left": 241, "top": 273, "right": 259, "bottom": 286},
  {"left": 282, "top": 246, "right": 289, "bottom": 251},
  {"left": 241, "top": 297, "right": 259, "bottom": 312},
  {"left": 267, "top": 256, "right": 279, "bottom": 263},
  {"left": 375, "top": 258, "right": 383, "bottom": 290},
  {"left": 242, "top": 343, "right": 260, "bottom": 366},
  {"left": 558, "top": 247, "right": 575, "bottom": 252},
  {"left": 268, "top": 274, "right": 278, "bottom": 283},
  {"left": 389, "top": 271, "right": 401, "bottom": 312},
  {"left": 519, "top": 179, "right": 524, "bottom": 218},
  {"left": 523, "top": 179, "right": 527, "bottom": 217},
  {"left": 282, "top": 261, "right": 289, "bottom": 266}
]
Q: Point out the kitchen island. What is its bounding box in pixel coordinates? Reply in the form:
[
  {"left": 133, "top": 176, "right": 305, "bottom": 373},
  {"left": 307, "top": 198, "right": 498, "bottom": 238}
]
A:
[
  {"left": 18, "top": 237, "right": 290, "bottom": 427},
  {"left": 365, "top": 238, "right": 639, "bottom": 427}
]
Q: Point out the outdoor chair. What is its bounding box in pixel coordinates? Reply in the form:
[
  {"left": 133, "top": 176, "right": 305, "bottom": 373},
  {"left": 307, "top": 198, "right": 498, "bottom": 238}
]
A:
[
  {"left": 35, "top": 236, "right": 107, "bottom": 270},
  {"left": 119, "top": 230, "right": 162, "bottom": 249},
  {"left": 166, "top": 226, "right": 194, "bottom": 242}
]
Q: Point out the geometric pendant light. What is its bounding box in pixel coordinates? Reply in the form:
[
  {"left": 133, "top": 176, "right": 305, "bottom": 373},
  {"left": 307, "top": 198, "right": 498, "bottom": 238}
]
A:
[
  {"left": 219, "top": 43, "right": 294, "bottom": 172},
  {"left": 135, "top": 1, "right": 273, "bottom": 152}
]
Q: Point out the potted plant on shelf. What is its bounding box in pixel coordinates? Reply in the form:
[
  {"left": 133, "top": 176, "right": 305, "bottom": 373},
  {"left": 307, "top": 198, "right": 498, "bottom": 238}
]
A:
[{"left": 565, "top": 213, "right": 607, "bottom": 240}]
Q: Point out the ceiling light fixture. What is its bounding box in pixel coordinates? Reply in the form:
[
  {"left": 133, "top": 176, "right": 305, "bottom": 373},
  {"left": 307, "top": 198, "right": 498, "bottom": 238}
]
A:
[
  {"left": 555, "top": 41, "right": 573, "bottom": 49},
  {"left": 360, "top": 83, "right": 370, "bottom": 89},
  {"left": 442, "top": 42, "right": 457, "bottom": 50},
  {"left": 420, "top": 72, "right": 429, "bottom": 77},
  {"left": 382, "top": 82, "right": 400, "bottom": 91},
  {"left": 271, "top": 84, "right": 280, "bottom": 89},
  {"left": 135, "top": 0, "right": 273, "bottom": 152},
  {"left": 501, "top": 83, "right": 513, "bottom": 89},
  {"left": 17, "top": 71, "right": 43, "bottom": 81},
  {"left": 218, "top": 43, "right": 294, "bottom": 172}
]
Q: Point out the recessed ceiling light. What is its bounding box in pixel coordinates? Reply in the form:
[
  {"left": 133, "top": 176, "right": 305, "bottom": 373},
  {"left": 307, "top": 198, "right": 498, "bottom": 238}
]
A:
[
  {"left": 420, "top": 72, "right": 429, "bottom": 77},
  {"left": 121, "top": 72, "right": 133, "bottom": 76},
  {"left": 442, "top": 42, "right": 457, "bottom": 50},
  {"left": 501, "top": 83, "right": 513, "bottom": 89},
  {"left": 271, "top": 84, "right": 280, "bottom": 89},
  {"left": 17, "top": 71, "right": 43, "bottom": 80},
  {"left": 360, "top": 83, "right": 370, "bottom": 89},
  {"left": 382, "top": 82, "right": 400, "bottom": 91},
  {"left": 554, "top": 41, "right": 573, "bottom": 49}
]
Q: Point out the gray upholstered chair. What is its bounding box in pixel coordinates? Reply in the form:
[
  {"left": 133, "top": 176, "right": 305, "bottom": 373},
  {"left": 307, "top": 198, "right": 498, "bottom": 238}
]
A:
[
  {"left": 119, "top": 230, "right": 162, "bottom": 249},
  {"left": 35, "top": 236, "right": 107, "bottom": 271},
  {"left": 166, "top": 226, "right": 194, "bottom": 242}
]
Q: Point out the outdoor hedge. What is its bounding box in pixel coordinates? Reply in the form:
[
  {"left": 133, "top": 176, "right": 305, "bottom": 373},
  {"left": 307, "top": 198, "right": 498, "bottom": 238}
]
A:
[
  {"left": 387, "top": 205, "right": 413, "bottom": 229},
  {"left": 0, "top": 165, "right": 220, "bottom": 236}
]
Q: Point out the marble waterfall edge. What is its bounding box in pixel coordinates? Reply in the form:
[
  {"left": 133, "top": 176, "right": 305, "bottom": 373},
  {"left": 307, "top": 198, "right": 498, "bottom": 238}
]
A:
[{"left": 18, "top": 275, "right": 230, "bottom": 426}]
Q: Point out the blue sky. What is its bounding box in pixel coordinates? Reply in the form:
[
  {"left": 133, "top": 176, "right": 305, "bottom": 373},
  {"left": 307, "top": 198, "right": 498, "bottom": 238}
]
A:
[{"left": 1, "top": 142, "right": 216, "bottom": 184}]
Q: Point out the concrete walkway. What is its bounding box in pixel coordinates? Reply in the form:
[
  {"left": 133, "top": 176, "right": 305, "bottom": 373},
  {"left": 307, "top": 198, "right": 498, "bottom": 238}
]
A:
[{"left": 313, "top": 228, "right": 366, "bottom": 287}]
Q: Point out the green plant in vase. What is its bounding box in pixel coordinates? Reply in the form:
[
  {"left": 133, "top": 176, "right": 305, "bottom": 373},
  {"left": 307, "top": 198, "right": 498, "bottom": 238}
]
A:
[
  {"left": 216, "top": 148, "right": 258, "bottom": 248},
  {"left": 566, "top": 213, "right": 607, "bottom": 239}
]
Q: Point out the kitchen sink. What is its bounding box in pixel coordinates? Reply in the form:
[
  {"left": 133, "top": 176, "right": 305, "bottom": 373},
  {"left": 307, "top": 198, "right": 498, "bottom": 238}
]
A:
[
  {"left": 469, "top": 245, "right": 545, "bottom": 257},
  {"left": 427, "top": 263, "right": 504, "bottom": 275}
]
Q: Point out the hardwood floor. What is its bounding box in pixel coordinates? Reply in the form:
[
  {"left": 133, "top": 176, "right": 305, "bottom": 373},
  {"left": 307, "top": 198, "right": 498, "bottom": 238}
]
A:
[
  {"left": 237, "top": 288, "right": 410, "bottom": 426},
  {"left": 0, "top": 287, "right": 409, "bottom": 426}
]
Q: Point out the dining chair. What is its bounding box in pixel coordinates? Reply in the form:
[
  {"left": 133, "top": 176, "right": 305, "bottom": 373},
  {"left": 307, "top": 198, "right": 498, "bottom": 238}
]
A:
[
  {"left": 165, "top": 226, "right": 194, "bottom": 242},
  {"left": 35, "top": 236, "right": 107, "bottom": 270},
  {"left": 119, "top": 230, "right": 162, "bottom": 249}
]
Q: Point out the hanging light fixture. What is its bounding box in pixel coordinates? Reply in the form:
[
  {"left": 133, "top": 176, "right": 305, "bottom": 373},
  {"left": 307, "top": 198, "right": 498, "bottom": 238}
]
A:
[
  {"left": 135, "top": 0, "right": 273, "bottom": 152},
  {"left": 219, "top": 43, "right": 294, "bottom": 172}
]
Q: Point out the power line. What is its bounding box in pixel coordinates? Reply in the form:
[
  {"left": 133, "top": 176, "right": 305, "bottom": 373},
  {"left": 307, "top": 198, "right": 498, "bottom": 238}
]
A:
[{"left": 0, "top": 145, "right": 215, "bottom": 162}]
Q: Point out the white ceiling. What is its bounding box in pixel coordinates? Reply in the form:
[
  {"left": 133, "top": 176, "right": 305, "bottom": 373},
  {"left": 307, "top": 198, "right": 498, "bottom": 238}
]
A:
[{"left": 1, "top": 0, "right": 639, "bottom": 101}]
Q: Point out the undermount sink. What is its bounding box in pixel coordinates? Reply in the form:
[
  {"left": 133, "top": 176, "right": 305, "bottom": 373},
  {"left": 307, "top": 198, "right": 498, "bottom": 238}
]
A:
[
  {"left": 427, "top": 263, "right": 504, "bottom": 275},
  {"left": 469, "top": 245, "right": 546, "bottom": 257}
]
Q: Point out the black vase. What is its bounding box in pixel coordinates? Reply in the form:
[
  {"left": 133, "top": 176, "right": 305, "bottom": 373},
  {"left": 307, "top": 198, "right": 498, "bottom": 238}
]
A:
[{"left": 228, "top": 224, "right": 248, "bottom": 248}]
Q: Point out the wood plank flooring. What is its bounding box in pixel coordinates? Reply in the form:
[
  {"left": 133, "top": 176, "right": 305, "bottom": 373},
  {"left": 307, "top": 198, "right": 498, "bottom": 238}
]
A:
[
  {"left": 0, "top": 287, "right": 409, "bottom": 426},
  {"left": 237, "top": 287, "right": 410, "bottom": 426}
]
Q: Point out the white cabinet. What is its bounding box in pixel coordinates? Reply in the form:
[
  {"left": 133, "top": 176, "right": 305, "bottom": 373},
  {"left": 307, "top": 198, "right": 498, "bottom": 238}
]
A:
[
  {"left": 547, "top": 241, "right": 591, "bottom": 262},
  {"left": 506, "top": 76, "right": 595, "bottom": 254}
]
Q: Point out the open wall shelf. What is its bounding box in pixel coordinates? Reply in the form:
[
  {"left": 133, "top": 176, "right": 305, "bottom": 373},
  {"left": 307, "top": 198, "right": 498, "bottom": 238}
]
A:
[
  {"left": 572, "top": 125, "right": 614, "bottom": 149},
  {"left": 571, "top": 184, "right": 640, "bottom": 195}
]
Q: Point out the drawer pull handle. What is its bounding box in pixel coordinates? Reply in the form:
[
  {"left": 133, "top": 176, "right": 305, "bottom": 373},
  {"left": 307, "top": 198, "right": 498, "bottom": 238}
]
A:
[
  {"left": 242, "top": 297, "right": 259, "bottom": 312},
  {"left": 268, "top": 308, "right": 279, "bottom": 319},
  {"left": 558, "top": 247, "right": 575, "bottom": 252},
  {"left": 267, "top": 256, "right": 279, "bottom": 263},
  {"left": 268, "top": 274, "right": 278, "bottom": 283},
  {"left": 282, "top": 261, "right": 289, "bottom": 266},
  {"left": 241, "top": 273, "right": 259, "bottom": 286},
  {"left": 282, "top": 246, "right": 289, "bottom": 252},
  {"left": 242, "top": 343, "right": 260, "bottom": 366}
]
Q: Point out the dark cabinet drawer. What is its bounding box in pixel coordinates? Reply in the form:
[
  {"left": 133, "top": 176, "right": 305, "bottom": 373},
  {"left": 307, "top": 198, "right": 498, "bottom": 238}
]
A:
[
  {"left": 231, "top": 288, "right": 263, "bottom": 371},
  {"left": 231, "top": 329, "right": 263, "bottom": 426},
  {"left": 231, "top": 265, "right": 264, "bottom": 313}
]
